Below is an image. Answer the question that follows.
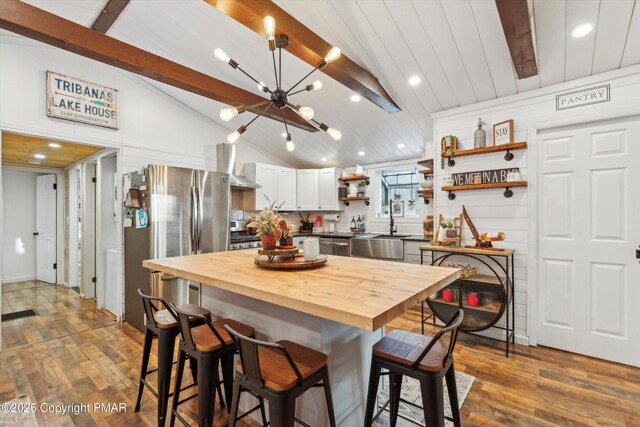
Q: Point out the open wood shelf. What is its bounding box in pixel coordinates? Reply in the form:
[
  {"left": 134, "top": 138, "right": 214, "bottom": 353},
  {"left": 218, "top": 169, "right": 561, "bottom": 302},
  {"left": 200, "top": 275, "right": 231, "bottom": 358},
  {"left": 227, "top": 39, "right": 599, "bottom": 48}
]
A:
[
  {"left": 417, "top": 189, "right": 433, "bottom": 205},
  {"left": 459, "top": 274, "right": 508, "bottom": 286},
  {"left": 418, "top": 168, "right": 434, "bottom": 175},
  {"left": 442, "top": 181, "right": 527, "bottom": 200},
  {"left": 442, "top": 142, "right": 527, "bottom": 158},
  {"left": 417, "top": 159, "right": 434, "bottom": 168},
  {"left": 339, "top": 196, "right": 370, "bottom": 206},
  {"left": 441, "top": 181, "right": 527, "bottom": 191},
  {"left": 338, "top": 175, "right": 370, "bottom": 183}
]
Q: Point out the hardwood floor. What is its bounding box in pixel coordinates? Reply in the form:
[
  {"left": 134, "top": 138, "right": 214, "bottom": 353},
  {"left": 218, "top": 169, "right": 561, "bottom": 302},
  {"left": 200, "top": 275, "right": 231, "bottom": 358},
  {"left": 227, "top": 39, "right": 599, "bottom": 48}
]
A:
[{"left": 1, "top": 282, "right": 639, "bottom": 426}]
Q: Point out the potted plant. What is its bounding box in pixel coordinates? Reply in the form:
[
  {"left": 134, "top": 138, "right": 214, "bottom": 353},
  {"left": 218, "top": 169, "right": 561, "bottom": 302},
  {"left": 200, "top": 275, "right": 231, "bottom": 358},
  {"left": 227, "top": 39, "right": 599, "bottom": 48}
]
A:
[
  {"left": 248, "top": 197, "right": 286, "bottom": 250},
  {"left": 357, "top": 180, "right": 366, "bottom": 197},
  {"left": 407, "top": 199, "right": 416, "bottom": 211},
  {"left": 393, "top": 193, "right": 401, "bottom": 204},
  {"left": 441, "top": 217, "right": 456, "bottom": 238}
]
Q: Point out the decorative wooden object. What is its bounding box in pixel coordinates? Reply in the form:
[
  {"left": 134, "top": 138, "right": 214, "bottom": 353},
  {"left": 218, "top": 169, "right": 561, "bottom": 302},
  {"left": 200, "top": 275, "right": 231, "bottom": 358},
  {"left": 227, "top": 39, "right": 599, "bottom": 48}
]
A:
[
  {"left": 442, "top": 142, "right": 527, "bottom": 163},
  {"left": 0, "top": 0, "right": 316, "bottom": 132},
  {"left": 431, "top": 214, "right": 463, "bottom": 247},
  {"left": 462, "top": 205, "right": 505, "bottom": 251},
  {"left": 143, "top": 251, "right": 460, "bottom": 331},
  {"left": 339, "top": 196, "right": 370, "bottom": 206},
  {"left": 442, "top": 181, "right": 527, "bottom": 199},
  {"left": 338, "top": 175, "right": 370, "bottom": 186},
  {"left": 254, "top": 254, "right": 328, "bottom": 270}
]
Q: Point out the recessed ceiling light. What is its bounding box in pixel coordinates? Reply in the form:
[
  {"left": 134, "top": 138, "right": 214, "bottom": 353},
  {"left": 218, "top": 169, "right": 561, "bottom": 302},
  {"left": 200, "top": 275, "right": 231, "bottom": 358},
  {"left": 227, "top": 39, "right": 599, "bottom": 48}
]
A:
[
  {"left": 357, "top": 151, "right": 365, "bottom": 156},
  {"left": 408, "top": 75, "right": 421, "bottom": 86},
  {"left": 571, "top": 23, "right": 593, "bottom": 38},
  {"left": 396, "top": 143, "right": 406, "bottom": 148},
  {"left": 350, "top": 94, "right": 361, "bottom": 103},
  {"left": 320, "top": 157, "right": 327, "bottom": 161},
  {"left": 34, "top": 153, "right": 46, "bottom": 159},
  {"left": 48, "top": 142, "right": 61, "bottom": 148}
]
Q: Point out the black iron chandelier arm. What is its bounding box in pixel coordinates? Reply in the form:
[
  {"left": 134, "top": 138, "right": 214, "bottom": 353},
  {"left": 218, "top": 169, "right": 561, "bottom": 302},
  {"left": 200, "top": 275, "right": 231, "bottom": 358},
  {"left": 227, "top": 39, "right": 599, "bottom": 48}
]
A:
[
  {"left": 281, "top": 108, "right": 290, "bottom": 134},
  {"left": 286, "top": 66, "right": 320, "bottom": 95},
  {"left": 235, "top": 66, "right": 272, "bottom": 94},
  {"left": 245, "top": 103, "right": 274, "bottom": 129},
  {"left": 272, "top": 50, "right": 280, "bottom": 90}
]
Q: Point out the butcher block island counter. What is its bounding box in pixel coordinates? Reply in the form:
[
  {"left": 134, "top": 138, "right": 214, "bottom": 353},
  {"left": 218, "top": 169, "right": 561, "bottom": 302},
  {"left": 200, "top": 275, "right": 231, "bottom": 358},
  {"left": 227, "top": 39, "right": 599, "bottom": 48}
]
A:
[{"left": 143, "top": 249, "right": 459, "bottom": 426}]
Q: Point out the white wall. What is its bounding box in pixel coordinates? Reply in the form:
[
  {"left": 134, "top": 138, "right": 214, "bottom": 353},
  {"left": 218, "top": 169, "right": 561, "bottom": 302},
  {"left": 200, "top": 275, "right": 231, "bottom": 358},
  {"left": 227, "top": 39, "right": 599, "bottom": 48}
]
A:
[
  {"left": 430, "top": 65, "right": 640, "bottom": 344},
  {"left": 67, "top": 167, "right": 80, "bottom": 288},
  {"left": 98, "top": 154, "right": 118, "bottom": 310},
  {"left": 1, "top": 170, "right": 42, "bottom": 283}
]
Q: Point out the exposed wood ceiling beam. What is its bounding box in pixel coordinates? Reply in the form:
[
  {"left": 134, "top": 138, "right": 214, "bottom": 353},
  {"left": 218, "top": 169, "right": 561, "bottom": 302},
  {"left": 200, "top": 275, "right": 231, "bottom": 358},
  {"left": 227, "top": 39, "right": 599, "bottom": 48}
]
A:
[
  {"left": 205, "top": 0, "right": 401, "bottom": 113},
  {"left": 91, "top": 0, "right": 130, "bottom": 33},
  {"left": 495, "top": 0, "right": 538, "bottom": 79},
  {"left": 0, "top": 0, "right": 316, "bottom": 132}
]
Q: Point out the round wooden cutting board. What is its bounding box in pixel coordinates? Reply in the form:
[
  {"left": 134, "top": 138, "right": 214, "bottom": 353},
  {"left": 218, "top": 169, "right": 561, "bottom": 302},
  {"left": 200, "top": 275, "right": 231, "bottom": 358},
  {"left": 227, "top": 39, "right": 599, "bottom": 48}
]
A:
[{"left": 254, "top": 254, "right": 328, "bottom": 270}]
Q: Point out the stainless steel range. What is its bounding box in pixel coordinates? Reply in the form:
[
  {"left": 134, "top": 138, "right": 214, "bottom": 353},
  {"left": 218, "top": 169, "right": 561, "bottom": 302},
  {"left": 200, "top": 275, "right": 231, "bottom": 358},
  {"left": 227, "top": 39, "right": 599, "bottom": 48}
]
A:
[{"left": 229, "top": 231, "right": 262, "bottom": 250}]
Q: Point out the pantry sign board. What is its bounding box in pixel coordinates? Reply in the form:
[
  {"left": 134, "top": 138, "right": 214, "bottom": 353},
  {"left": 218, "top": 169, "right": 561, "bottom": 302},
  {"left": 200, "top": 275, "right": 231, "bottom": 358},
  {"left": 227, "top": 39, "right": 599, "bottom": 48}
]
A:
[
  {"left": 556, "top": 84, "right": 610, "bottom": 111},
  {"left": 46, "top": 71, "right": 118, "bottom": 129}
]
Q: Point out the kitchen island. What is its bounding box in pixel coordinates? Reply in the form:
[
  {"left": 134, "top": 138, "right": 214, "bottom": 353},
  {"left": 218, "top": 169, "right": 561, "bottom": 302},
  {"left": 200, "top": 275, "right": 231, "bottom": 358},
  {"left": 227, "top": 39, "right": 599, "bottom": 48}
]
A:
[{"left": 144, "top": 249, "right": 459, "bottom": 426}]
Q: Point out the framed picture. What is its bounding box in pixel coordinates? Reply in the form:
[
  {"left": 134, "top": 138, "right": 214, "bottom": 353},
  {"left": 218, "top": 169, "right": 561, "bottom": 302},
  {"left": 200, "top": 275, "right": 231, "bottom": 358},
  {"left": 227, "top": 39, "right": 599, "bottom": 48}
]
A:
[
  {"left": 392, "top": 200, "right": 404, "bottom": 218},
  {"left": 493, "top": 119, "right": 514, "bottom": 146}
]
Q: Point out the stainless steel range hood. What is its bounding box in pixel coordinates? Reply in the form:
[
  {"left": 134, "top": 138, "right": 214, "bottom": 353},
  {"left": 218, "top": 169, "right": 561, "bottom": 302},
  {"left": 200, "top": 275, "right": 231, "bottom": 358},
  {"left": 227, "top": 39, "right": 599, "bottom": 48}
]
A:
[{"left": 216, "top": 143, "right": 261, "bottom": 190}]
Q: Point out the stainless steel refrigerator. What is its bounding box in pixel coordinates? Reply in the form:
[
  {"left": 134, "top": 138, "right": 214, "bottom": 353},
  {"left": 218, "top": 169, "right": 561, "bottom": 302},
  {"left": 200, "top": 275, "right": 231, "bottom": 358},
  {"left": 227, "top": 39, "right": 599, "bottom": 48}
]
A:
[{"left": 124, "top": 165, "right": 230, "bottom": 331}]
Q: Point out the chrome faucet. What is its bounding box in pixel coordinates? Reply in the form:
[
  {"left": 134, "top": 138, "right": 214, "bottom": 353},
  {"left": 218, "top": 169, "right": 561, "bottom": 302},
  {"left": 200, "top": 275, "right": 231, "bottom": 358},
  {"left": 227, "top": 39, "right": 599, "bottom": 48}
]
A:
[{"left": 389, "top": 200, "right": 397, "bottom": 236}]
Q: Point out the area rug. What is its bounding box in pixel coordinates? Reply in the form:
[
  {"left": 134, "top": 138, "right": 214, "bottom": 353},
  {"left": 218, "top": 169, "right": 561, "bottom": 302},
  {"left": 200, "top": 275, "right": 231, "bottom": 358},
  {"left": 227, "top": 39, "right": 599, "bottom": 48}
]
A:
[
  {"left": 0, "top": 395, "right": 38, "bottom": 427},
  {"left": 377, "top": 372, "right": 475, "bottom": 426}
]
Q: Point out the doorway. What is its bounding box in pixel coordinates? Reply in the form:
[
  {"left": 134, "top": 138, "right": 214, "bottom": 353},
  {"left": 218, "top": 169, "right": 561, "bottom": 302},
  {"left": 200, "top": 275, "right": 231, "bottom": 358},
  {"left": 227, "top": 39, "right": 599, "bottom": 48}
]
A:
[
  {"left": 536, "top": 116, "right": 640, "bottom": 367},
  {"left": 1, "top": 169, "right": 56, "bottom": 284}
]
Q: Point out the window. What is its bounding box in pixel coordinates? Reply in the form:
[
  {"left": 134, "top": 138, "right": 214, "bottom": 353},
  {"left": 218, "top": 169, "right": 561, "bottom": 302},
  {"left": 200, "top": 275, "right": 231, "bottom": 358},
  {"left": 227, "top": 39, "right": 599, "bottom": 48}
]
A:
[{"left": 376, "top": 168, "right": 420, "bottom": 219}]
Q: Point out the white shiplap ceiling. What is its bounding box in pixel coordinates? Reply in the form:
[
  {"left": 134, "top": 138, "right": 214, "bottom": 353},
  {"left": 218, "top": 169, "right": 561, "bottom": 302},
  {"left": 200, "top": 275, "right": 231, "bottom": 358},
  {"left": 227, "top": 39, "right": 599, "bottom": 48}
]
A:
[{"left": 12, "top": 0, "right": 640, "bottom": 168}]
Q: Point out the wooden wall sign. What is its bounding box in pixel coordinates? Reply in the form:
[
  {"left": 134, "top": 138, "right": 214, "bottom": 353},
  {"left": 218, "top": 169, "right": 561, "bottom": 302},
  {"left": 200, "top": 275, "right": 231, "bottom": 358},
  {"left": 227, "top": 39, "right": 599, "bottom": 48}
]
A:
[
  {"left": 556, "top": 84, "right": 610, "bottom": 111},
  {"left": 493, "top": 119, "right": 513, "bottom": 146},
  {"left": 452, "top": 168, "right": 519, "bottom": 186},
  {"left": 46, "top": 71, "right": 118, "bottom": 129}
]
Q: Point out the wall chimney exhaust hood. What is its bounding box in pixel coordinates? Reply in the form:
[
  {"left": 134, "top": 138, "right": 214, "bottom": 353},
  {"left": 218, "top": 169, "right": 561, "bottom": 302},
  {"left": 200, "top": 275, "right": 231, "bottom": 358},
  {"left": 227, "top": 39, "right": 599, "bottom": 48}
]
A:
[{"left": 216, "top": 143, "right": 261, "bottom": 190}]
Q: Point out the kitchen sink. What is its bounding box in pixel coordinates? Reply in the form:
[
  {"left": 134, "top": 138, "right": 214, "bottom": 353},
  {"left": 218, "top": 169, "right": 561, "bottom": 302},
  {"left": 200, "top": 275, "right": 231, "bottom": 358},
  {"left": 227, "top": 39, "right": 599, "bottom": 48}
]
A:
[
  {"left": 350, "top": 235, "right": 404, "bottom": 260},
  {"left": 372, "top": 234, "right": 412, "bottom": 239}
]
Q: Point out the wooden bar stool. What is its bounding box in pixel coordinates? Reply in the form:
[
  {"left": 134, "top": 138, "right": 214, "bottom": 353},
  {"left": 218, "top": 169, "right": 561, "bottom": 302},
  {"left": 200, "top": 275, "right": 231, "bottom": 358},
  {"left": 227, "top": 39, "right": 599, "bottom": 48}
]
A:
[
  {"left": 225, "top": 325, "right": 337, "bottom": 427},
  {"left": 169, "top": 304, "right": 257, "bottom": 427},
  {"left": 134, "top": 289, "right": 212, "bottom": 427},
  {"left": 364, "top": 309, "right": 464, "bottom": 427}
]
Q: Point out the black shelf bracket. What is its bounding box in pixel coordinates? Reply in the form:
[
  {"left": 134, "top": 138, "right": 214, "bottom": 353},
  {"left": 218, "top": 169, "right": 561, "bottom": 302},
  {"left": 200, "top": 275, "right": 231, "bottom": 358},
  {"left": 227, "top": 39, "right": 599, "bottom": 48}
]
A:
[
  {"left": 344, "top": 201, "right": 350, "bottom": 206},
  {"left": 504, "top": 188, "right": 513, "bottom": 198},
  {"left": 365, "top": 199, "right": 370, "bottom": 206},
  {"left": 423, "top": 198, "right": 430, "bottom": 205},
  {"left": 448, "top": 191, "right": 456, "bottom": 200},
  {"left": 447, "top": 158, "right": 455, "bottom": 167},
  {"left": 504, "top": 150, "right": 514, "bottom": 161}
]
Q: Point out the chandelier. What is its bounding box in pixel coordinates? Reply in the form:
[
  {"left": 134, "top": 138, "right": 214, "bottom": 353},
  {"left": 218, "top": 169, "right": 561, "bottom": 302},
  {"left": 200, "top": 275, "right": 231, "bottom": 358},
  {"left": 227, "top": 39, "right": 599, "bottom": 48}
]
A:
[{"left": 215, "top": 16, "right": 342, "bottom": 152}]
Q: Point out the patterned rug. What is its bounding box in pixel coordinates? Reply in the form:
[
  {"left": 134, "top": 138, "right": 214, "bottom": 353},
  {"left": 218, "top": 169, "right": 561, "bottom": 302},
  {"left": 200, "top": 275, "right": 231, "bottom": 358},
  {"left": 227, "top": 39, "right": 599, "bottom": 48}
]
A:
[
  {"left": 377, "top": 371, "right": 475, "bottom": 426},
  {"left": 0, "top": 395, "right": 38, "bottom": 427}
]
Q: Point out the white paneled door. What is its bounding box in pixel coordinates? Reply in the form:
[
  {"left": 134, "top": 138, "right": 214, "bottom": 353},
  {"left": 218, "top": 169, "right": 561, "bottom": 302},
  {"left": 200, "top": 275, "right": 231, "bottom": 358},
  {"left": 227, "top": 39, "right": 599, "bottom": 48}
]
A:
[
  {"left": 36, "top": 174, "right": 57, "bottom": 284},
  {"left": 537, "top": 117, "right": 640, "bottom": 367}
]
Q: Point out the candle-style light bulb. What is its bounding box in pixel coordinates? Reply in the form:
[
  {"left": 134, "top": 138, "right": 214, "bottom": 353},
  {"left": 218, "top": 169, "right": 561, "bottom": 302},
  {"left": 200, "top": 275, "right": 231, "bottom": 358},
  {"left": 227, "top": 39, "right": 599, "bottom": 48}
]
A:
[
  {"left": 219, "top": 107, "right": 238, "bottom": 122},
  {"left": 257, "top": 81, "right": 269, "bottom": 92},
  {"left": 286, "top": 133, "right": 295, "bottom": 151},
  {"left": 311, "top": 80, "right": 322, "bottom": 90},
  {"left": 327, "top": 127, "right": 342, "bottom": 141},
  {"left": 263, "top": 16, "right": 276, "bottom": 40},
  {"left": 214, "top": 48, "right": 230, "bottom": 63},
  {"left": 324, "top": 47, "right": 341, "bottom": 64},
  {"left": 227, "top": 125, "right": 246, "bottom": 144},
  {"left": 297, "top": 106, "right": 314, "bottom": 120}
]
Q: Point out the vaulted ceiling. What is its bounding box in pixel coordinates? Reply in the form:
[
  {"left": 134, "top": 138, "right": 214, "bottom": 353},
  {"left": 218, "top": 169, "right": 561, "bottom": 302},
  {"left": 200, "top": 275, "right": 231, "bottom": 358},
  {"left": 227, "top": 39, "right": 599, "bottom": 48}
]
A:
[{"left": 7, "top": 0, "right": 640, "bottom": 168}]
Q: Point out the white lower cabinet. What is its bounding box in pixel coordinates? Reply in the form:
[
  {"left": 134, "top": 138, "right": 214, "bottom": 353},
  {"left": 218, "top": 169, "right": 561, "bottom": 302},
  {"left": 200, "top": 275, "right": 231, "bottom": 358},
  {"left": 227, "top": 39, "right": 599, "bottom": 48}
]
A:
[{"left": 404, "top": 241, "right": 425, "bottom": 264}]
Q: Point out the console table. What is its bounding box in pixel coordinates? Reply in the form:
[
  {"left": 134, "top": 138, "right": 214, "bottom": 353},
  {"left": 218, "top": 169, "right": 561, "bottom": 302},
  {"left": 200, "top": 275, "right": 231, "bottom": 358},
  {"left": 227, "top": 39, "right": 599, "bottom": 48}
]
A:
[{"left": 419, "top": 246, "right": 516, "bottom": 357}]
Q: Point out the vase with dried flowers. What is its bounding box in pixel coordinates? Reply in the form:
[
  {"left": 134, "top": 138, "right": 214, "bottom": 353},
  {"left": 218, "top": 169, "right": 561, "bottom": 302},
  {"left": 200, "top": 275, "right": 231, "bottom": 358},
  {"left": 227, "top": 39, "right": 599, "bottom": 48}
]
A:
[{"left": 248, "top": 197, "right": 288, "bottom": 250}]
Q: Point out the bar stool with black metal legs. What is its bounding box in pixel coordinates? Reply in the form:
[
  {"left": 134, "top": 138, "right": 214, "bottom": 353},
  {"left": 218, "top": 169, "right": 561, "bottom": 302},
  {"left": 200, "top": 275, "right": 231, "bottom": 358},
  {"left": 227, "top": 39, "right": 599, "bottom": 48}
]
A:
[
  {"left": 364, "top": 309, "right": 464, "bottom": 427},
  {"left": 134, "top": 289, "right": 213, "bottom": 427},
  {"left": 169, "top": 304, "right": 257, "bottom": 427},
  {"left": 225, "top": 324, "right": 337, "bottom": 427}
]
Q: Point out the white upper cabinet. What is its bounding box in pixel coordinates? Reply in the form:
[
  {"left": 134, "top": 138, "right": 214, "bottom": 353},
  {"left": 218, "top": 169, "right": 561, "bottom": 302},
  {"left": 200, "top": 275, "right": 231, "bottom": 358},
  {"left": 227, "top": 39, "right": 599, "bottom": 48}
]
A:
[
  {"left": 276, "top": 167, "right": 297, "bottom": 210},
  {"left": 248, "top": 164, "right": 340, "bottom": 211},
  {"left": 247, "top": 163, "right": 296, "bottom": 210},
  {"left": 318, "top": 168, "right": 340, "bottom": 211},
  {"left": 296, "top": 169, "right": 319, "bottom": 210}
]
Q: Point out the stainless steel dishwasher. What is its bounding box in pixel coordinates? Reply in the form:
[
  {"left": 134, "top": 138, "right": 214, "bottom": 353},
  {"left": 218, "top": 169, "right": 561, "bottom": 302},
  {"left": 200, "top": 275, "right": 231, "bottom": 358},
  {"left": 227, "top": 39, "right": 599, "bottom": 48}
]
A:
[{"left": 318, "top": 237, "right": 351, "bottom": 256}]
